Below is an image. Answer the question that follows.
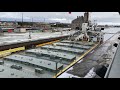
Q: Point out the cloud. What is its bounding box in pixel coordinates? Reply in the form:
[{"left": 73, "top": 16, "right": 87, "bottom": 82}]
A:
[
  {"left": 0, "top": 12, "right": 120, "bottom": 25},
  {"left": 49, "top": 18, "right": 67, "bottom": 21},
  {"left": 0, "top": 12, "right": 30, "bottom": 20}
]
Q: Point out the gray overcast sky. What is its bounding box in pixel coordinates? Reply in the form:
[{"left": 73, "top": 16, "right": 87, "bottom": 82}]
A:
[{"left": 0, "top": 12, "right": 120, "bottom": 25}]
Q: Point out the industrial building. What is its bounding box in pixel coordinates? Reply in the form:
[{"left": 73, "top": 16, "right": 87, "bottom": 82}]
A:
[
  {"left": 71, "top": 12, "right": 89, "bottom": 30},
  {"left": 14, "top": 28, "right": 27, "bottom": 33},
  {"left": 33, "top": 22, "right": 51, "bottom": 30},
  {"left": 71, "top": 16, "right": 84, "bottom": 30}
]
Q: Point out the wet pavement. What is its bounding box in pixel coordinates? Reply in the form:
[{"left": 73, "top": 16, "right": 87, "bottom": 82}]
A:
[{"left": 0, "top": 30, "right": 77, "bottom": 46}]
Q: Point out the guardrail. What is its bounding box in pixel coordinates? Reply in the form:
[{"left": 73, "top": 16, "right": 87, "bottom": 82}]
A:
[{"left": 104, "top": 42, "right": 120, "bottom": 78}]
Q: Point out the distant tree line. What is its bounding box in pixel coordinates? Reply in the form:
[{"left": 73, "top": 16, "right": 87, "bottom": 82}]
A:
[
  {"left": 51, "top": 23, "right": 70, "bottom": 28},
  {"left": 18, "top": 22, "right": 34, "bottom": 26}
]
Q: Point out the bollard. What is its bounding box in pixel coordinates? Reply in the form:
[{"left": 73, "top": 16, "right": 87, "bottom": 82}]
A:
[{"left": 113, "top": 43, "right": 118, "bottom": 47}]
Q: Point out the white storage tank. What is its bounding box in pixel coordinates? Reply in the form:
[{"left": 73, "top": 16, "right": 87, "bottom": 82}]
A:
[{"left": 20, "top": 28, "right": 26, "bottom": 33}]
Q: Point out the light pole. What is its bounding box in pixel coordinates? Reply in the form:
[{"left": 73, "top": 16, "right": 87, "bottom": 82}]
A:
[
  {"left": 29, "top": 30, "right": 31, "bottom": 39},
  {"left": 44, "top": 18, "right": 45, "bottom": 22},
  {"left": 32, "top": 18, "right": 33, "bottom": 23},
  {"left": 21, "top": 12, "right": 23, "bottom": 27},
  {"left": 31, "top": 17, "right": 33, "bottom": 29}
]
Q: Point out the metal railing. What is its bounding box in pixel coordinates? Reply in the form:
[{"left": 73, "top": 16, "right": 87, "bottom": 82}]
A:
[{"left": 104, "top": 42, "right": 120, "bottom": 78}]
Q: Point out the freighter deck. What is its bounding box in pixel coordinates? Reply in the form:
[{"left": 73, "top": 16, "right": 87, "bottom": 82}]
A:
[{"left": 0, "top": 39, "right": 95, "bottom": 78}]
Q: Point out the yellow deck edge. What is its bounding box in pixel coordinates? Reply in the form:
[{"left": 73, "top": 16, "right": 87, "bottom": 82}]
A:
[
  {"left": 36, "top": 40, "right": 60, "bottom": 47},
  {"left": 53, "top": 42, "right": 100, "bottom": 78}
]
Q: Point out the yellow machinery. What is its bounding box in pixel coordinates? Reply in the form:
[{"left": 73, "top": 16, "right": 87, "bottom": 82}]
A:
[
  {"left": 0, "top": 47, "right": 25, "bottom": 58},
  {"left": 36, "top": 40, "right": 59, "bottom": 47},
  {"left": 0, "top": 40, "right": 59, "bottom": 58}
]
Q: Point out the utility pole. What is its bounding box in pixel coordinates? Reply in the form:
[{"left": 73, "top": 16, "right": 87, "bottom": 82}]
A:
[
  {"left": 29, "top": 31, "right": 31, "bottom": 39},
  {"left": 32, "top": 17, "right": 33, "bottom": 27},
  {"left": 15, "top": 20, "right": 17, "bottom": 30},
  {"left": 44, "top": 18, "right": 45, "bottom": 22},
  {"left": 32, "top": 18, "right": 33, "bottom": 23},
  {"left": 22, "top": 13, "right": 23, "bottom": 27}
]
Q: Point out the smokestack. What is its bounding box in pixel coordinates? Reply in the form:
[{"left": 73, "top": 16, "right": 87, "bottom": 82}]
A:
[{"left": 84, "top": 12, "right": 89, "bottom": 23}]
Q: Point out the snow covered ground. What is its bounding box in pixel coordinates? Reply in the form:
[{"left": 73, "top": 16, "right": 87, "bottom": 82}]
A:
[{"left": 0, "top": 30, "right": 76, "bottom": 46}]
